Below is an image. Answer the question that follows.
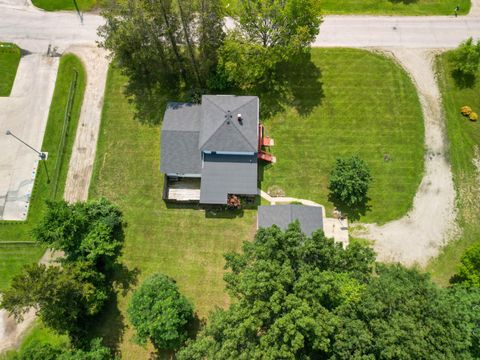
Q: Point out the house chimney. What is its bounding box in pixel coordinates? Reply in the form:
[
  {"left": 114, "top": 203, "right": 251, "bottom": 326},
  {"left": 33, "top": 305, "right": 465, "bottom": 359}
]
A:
[{"left": 237, "top": 113, "right": 243, "bottom": 124}]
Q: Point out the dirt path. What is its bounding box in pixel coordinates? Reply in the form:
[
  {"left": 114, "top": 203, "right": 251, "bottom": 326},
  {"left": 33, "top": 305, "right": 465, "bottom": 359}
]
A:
[
  {"left": 63, "top": 45, "right": 109, "bottom": 202},
  {"left": 353, "top": 48, "right": 456, "bottom": 266}
]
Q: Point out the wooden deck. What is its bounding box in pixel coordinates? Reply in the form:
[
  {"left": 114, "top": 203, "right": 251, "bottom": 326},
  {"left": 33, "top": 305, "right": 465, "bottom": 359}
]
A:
[{"left": 166, "top": 178, "right": 201, "bottom": 202}]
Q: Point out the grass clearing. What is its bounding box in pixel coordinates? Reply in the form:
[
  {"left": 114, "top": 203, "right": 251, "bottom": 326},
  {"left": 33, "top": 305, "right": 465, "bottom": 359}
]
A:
[
  {"left": 426, "top": 53, "right": 480, "bottom": 285},
  {"left": 222, "top": 0, "right": 470, "bottom": 16},
  {"left": 0, "top": 54, "right": 86, "bottom": 290},
  {"left": 262, "top": 48, "right": 424, "bottom": 224},
  {"left": 89, "top": 65, "right": 257, "bottom": 358},
  {"left": 0, "top": 244, "right": 45, "bottom": 290},
  {"left": 0, "top": 43, "right": 21, "bottom": 97},
  {"left": 31, "top": 0, "right": 96, "bottom": 11}
]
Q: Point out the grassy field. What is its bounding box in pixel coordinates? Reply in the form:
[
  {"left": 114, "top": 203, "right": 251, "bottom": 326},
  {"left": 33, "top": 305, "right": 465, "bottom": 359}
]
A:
[
  {"left": 223, "top": 0, "right": 470, "bottom": 15},
  {"left": 0, "top": 43, "right": 20, "bottom": 97},
  {"left": 31, "top": 0, "right": 96, "bottom": 11},
  {"left": 0, "top": 54, "right": 86, "bottom": 291},
  {"left": 426, "top": 53, "right": 480, "bottom": 285},
  {"left": 0, "top": 244, "right": 45, "bottom": 290},
  {"left": 88, "top": 66, "right": 257, "bottom": 358},
  {"left": 262, "top": 48, "right": 424, "bottom": 224}
]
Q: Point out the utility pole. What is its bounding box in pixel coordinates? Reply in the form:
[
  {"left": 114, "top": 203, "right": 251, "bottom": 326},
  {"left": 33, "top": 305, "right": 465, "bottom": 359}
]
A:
[{"left": 5, "top": 130, "right": 50, "bottom": 183}]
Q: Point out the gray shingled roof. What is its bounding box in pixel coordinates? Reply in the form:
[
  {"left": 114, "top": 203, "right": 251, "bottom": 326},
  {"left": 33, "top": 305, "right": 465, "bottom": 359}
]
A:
[
  {"left": 160, "top": 102, "right": 202, "bottom": 175},
  {"left": 257, "top": 205, "right": 324, "bottom": 237},
  {"left": 199, "top": 95, "right": 258, "bottom": 152},
  {"left": 199, "top": 153, "right": 258, "bottom": 204}
]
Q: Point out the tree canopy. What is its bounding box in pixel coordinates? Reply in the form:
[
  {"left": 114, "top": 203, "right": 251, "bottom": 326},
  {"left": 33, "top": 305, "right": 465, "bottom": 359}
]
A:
[
  {"left": 451, "top": 242, "right": 480, "bottom": 288},
  {"left": 1, "top": 198, "right": 124, "bottom": 344},
  {"left": 1, "top": 262, "right": 108, "bottom": 342},
  {"left": 34, "top": 198, "right": 124, "bottom": 274},
  {"left": 450, "top": 37, "right": 480, "bottom": 87},
  {"left": 328, "top": 155, "right": 372, "bottom": 211},
  {"left": 128, "top": 273, "right": 194, "bottom": 350},
  {"left": 178, "top": 223, "right": 480, "bottom": 359},
  {"left": 99, "top": 0, "right": 225, "bottom": 122},
  {"left": 218, "top": 0, "right": 322, "bottom": 90}
]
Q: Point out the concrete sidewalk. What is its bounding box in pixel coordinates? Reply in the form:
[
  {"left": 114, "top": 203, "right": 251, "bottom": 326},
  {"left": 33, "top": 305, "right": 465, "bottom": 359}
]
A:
[{"left": 0, "top": 54, "right": 58, "bottom": 220}]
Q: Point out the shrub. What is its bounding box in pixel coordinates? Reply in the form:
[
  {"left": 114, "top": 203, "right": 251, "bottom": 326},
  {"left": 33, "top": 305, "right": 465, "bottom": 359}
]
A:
[
  {"left": 128, "top": 273, "right": 193, "bottom": 350},
  {"left": 461, "top": 106, "right": 472, "bottom": 116},
  {"left": 469, "top": 112, "right": 478, "bottom": 121},
  {"left": 227, "top": 195, "right": 242, "bottom": 210},
  {"left": 329, "top": 156, "right": 372, "bottom": 209}
]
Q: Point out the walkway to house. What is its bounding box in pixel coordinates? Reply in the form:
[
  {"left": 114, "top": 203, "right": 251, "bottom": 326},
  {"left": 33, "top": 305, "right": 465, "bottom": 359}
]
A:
[{"left": 259, "top": 190, "right": 349, "bottom": 246}]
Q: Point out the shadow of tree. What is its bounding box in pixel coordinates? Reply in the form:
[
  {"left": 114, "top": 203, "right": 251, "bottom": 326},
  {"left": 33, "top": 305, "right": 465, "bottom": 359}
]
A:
[
  {"left": 255, "top": 52, "right": 325, "bottom": 118},
  {"left": 85, "top": 263, "right": 139, "bottom": 357},
  {"left": 452, "top": 69, "right": 477, "bottom": 88},
  {"left": 328, "top": 193, "right": 372, "bottom": 222},
  {"left": 119, "top": 50, "right": 324, "bottom": 124}
]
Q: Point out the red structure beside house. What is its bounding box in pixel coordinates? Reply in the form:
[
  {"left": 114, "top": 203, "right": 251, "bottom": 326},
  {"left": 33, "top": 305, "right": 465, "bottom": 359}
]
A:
[{"left": 258, "top": 124, "right": 276, "bottom": 163}]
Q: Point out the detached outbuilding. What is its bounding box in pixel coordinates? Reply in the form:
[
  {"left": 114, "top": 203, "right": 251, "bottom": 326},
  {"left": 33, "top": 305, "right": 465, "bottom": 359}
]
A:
[{"left": 257, "top": 205, "right": 324, "bottom": 237}]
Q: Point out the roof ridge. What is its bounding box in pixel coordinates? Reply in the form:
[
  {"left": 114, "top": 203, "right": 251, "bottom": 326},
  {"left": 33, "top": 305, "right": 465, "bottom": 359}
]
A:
[
  {"left": 202, "top": 118, "right": 255, "bottom": 152},
  {"left": 228, "top": 97, "right": 258, "bottom": 150}
]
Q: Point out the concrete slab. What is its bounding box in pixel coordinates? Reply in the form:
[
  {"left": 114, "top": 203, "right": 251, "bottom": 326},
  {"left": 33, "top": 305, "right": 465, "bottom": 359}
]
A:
[{"left": 0, "top": 54, "right": 59, "bottom": 220}]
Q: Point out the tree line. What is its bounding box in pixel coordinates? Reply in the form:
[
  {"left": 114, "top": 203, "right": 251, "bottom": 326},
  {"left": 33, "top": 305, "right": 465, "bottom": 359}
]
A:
[{"left": 98, "top": 0, "right": 322, "bottom": 122}]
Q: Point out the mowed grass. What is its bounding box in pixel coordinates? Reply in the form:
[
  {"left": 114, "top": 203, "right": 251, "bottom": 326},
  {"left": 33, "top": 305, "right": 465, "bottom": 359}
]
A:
[
  {"left": 320, "top": 0, "right": 470, "bottom": 15},
  {"left": 262, "top": 48, "right": 424, "bottom": 224},
  {"left": 426, "top": 53, "right": 480, "bottom": 285},
  {"left": 0, "top": 54, "right": 86, "bottom": 243},
  {"left": 0, "top": 43, "right": 20, "bottom": 97},
  {"left": 31, "top": 0, "right": 96, "bottom": 11},
  {"left": 89, "top": 66, "right": 257, "bottom": 359},
  {"left": 222, "top": 0, "right": 470, "bottom": 15},
  {"left": 0, "top": 244, "right": 45, "bottom": 290}
]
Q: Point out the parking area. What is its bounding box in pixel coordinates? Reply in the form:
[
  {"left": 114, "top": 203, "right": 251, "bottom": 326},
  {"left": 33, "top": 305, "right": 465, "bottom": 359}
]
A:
[{"left": 0, "top": 53, "right": 58, "bottom": 220}]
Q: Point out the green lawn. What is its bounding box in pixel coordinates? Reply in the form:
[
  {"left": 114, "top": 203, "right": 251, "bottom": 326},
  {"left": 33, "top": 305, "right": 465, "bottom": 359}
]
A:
[
  {"left": 89, "top": 65, "right": 257, "bottom": 358},
  {"left": 31, "top": 0, "right": 96, "bottom": 11},
  {"left": 0, "top": 54, "right": 86, "bottom": 290},
  {"left": 426, "top": 53, "right": 480, "bottom": 285},
  {"left": 0, "top": 244, "right": 45, "bottom": 290},
  {"left": 0, "top": 43, "right": 20, "bottom": 97},
  {"left": 262, "top": 48, "right": 424, "bottom": 224},
  {"left": 223, "top": 0, "right": 470, "bottom": 15}
]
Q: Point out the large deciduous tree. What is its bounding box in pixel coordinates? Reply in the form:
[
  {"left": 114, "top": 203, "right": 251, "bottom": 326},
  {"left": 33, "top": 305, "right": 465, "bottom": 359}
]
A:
[
  {"left": 218, "top": 0, "right": 322, "bottom": 90},
  {"left": 450, "top": 37, "right": 480, "bottom": 86},
  {"left": 98, "top": 0, "right": 224, "bottom": 121},
  {"left": 328, "top": 155, "right": 372, "bottom": 210},
  {"left": 178, "top": 222, "right": 375, "bottom": 359},
  {"left": 34, "top": 198, "right": 124, "bottom": 275},
  {"left": 1, "top": 262, "right": 108, "bottom": 342},
  {"left": 128, "top": 273, "right": 194, "bottom": 350},
  {"left": 332, "top": 265, "right": 479, "bottom": 359},
  {"left": 178, "top": 223, "right": 480, "bottom": 359}
]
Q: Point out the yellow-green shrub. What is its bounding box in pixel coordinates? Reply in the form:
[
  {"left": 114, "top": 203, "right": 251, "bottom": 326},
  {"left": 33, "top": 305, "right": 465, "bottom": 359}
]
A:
[
  {"left": 469, "top": 112, "right": 478, "bottom": 121},
  {"left": 461, "top": 106, "right": 472, "bottom": 116}
]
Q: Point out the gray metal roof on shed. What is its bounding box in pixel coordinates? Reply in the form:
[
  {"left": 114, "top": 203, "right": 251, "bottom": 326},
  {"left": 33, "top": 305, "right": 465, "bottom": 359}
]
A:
[
  {"left": 199, "top": 153, "right": 258, "bottom": 204},
  {"left": 199, "top": 95, "right": 259, "bottom": 152},
  {"left": 257, "top": 205, "right": 324, "bottom": 237}
]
